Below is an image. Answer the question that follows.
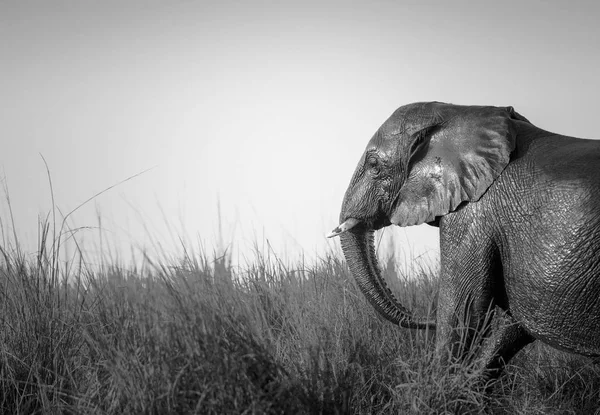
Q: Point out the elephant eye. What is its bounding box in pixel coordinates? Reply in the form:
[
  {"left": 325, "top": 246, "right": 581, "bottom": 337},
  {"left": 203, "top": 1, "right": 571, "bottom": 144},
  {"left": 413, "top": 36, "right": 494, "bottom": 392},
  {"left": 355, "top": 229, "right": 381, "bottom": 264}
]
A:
[{"left": 366, "top": 156, "right": 380, "bottom": 175}]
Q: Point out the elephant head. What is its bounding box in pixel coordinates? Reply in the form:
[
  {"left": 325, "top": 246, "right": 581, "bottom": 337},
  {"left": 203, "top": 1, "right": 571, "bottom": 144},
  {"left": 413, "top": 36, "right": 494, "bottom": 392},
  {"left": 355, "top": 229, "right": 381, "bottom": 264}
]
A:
[{"left": 328, "top": 102, "right": 529, "bottom": 329}]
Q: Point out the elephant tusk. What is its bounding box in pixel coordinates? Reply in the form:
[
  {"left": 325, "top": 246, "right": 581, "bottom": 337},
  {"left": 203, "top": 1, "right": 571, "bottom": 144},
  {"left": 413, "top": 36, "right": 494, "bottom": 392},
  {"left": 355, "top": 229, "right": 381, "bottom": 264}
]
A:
[{"left": 326, "top": 218, "right": 360, "bottom": 238}]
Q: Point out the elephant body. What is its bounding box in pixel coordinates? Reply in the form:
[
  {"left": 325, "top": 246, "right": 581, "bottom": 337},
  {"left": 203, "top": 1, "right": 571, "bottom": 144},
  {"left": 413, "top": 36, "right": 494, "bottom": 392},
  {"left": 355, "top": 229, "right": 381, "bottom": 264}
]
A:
[
  {"left": 329, "top": 102, "right": 600, "bottom": 379},
  {"left": 439, "top": 127, "right": 600, "bottom": 360}
]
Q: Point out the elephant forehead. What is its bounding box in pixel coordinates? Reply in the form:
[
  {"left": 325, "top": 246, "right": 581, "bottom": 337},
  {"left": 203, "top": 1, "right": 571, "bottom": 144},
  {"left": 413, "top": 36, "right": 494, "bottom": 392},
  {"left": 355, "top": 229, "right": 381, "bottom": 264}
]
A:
[
  {"left": 366, "top": 129, "right": 397, "bottom": 152},
  {"left": 382, "top": 102, "right": 444, "bottom": 135},
  {"left": 369, "top": 110, "right": 427, "bottom": 147},
  {"left": 388, "top": 102, "right": 498, "bottom": 130}
]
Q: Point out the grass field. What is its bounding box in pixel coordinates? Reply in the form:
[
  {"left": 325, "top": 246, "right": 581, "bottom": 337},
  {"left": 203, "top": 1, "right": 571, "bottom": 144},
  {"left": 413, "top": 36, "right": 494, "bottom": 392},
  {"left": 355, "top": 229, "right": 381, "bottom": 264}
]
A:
[{"left": 0, "top": 220, "right": 599, "bottom": 414}]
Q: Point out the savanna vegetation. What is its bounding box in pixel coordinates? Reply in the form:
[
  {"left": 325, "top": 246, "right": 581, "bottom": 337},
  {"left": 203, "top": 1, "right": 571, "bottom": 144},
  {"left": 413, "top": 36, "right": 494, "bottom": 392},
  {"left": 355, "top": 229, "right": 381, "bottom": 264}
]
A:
[{"left": 0, "top": 210, "right": 599, "bottom": 414}]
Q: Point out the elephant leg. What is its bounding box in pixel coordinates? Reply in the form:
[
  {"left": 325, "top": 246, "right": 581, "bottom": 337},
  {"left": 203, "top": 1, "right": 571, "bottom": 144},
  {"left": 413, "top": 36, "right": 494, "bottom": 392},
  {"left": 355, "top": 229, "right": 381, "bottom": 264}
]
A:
[
  {"left": 436, "top": 301, "right": 533, "bottom": 385},
  {"left": 435, "top": 234, "right": 501, "bottom": 366},
  {"left": 477, "top": 309, "right": 534, "bottom": 381},
  {"left": 435, "top": 207, "right": 530, "bottom": 372},
  {"left": 435, "top": 288, "right": 492, "bottom": 367}
]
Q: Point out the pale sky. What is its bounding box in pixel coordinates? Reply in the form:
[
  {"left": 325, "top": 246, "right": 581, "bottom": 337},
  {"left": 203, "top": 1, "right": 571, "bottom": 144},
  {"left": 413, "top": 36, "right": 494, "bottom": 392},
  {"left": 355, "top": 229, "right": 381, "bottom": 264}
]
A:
[{"left": 1, "top": 1, "right": 599, "bottom": 268}]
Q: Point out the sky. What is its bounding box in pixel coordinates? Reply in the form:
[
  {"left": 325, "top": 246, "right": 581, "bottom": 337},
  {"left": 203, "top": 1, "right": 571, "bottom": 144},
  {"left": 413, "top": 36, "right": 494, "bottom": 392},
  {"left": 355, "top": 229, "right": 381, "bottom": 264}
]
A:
[{"left": 1, "top": 0, "right": 599, "bottom": 269}]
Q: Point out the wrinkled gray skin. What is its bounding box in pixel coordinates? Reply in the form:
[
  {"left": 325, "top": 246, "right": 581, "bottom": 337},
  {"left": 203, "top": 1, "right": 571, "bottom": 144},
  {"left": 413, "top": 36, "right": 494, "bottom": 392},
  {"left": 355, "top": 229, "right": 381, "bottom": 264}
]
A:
[{"left": 330, "top": 102, "right": 600, "bottom": 379}]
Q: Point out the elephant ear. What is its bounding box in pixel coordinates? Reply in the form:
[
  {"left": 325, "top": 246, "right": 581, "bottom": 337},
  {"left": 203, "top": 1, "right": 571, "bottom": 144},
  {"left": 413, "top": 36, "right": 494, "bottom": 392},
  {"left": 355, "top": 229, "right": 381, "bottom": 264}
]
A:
[{"left": 390, "top": 104, "right": 523, "bottom": 226}]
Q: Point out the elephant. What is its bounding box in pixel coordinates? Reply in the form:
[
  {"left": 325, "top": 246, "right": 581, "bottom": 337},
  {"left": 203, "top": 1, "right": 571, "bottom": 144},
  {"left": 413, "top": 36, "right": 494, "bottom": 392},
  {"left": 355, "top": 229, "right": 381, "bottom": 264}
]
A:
[{"left": 327, "top": 102, "right": 600, "bottom": 380}]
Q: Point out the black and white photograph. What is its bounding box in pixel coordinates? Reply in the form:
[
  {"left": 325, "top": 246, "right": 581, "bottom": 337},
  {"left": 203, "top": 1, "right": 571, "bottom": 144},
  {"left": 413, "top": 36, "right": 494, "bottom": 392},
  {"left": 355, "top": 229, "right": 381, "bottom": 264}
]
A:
[{"left": 1, "top": 1, "right": 599, "bottom": 413}]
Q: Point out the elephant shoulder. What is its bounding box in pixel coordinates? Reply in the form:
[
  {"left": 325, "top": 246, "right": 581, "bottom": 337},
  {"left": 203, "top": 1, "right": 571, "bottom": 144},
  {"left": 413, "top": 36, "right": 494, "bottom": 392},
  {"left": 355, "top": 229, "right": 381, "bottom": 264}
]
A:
[
  {"left": 497, "top": 135, "right": 600, "bottom": 205},
  {"left": 525, "top": 136, "right": 600, "bottom": 186}
]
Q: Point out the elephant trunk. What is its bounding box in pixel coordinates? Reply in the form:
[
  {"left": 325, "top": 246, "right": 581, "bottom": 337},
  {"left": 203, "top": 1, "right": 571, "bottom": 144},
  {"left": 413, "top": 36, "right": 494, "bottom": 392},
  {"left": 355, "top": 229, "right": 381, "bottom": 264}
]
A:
[{"left": 339, "top": 229, "right": 435, "bottom": 330}]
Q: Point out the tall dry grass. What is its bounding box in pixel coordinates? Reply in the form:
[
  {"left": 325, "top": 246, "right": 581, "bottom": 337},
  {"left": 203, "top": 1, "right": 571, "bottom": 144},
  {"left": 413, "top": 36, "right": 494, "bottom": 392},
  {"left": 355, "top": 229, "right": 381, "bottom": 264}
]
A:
[{"left": 0, "top": 212, "right": 598, "bottom": 413}]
